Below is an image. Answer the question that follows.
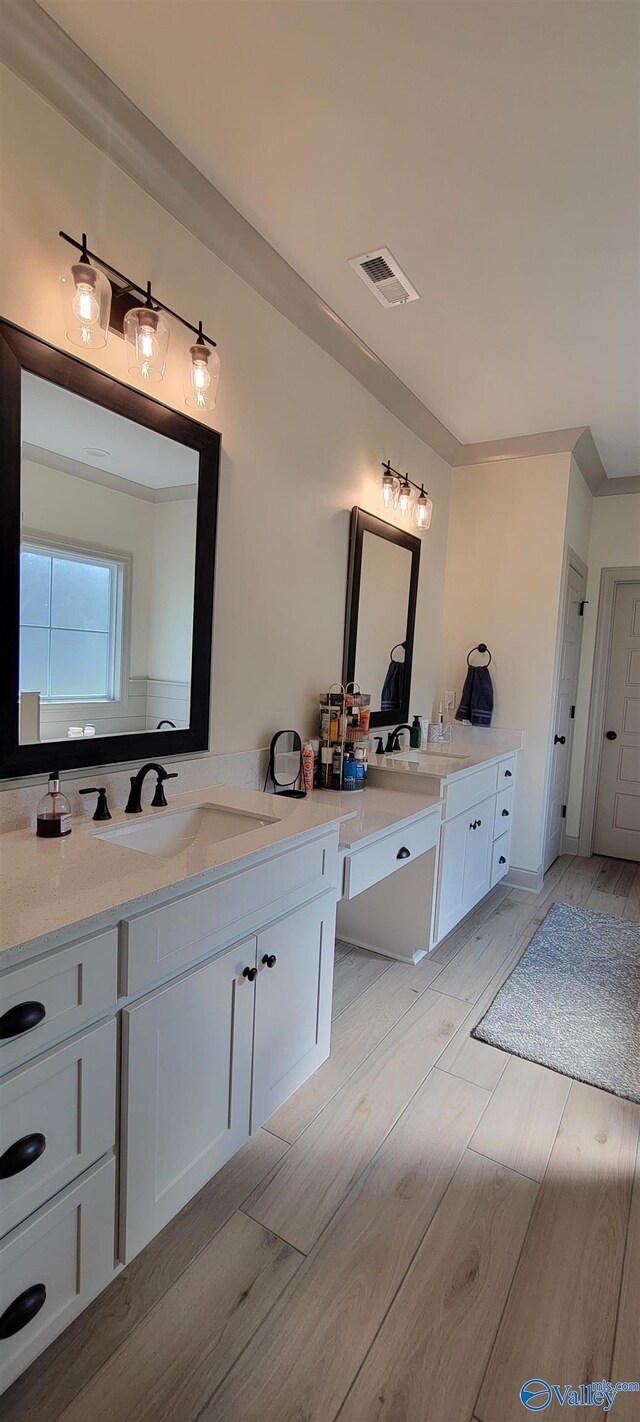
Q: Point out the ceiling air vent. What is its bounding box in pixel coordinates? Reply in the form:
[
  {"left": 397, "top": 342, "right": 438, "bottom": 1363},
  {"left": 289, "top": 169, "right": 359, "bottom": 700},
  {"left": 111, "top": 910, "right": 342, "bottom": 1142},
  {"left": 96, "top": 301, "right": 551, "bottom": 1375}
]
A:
[{"left": 349, "top": 248, "right": 419, "bottom": 307}]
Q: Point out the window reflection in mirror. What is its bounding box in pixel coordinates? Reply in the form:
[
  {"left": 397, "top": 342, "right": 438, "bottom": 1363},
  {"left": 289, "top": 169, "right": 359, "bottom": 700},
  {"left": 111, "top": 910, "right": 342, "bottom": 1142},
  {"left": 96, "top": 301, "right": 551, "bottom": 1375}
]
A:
[
  {"left": 19, "top": 372, "right": 198, "bottom": 745},
  {"left": 354, "top": 531, "right": 413, "bottom": 713}
]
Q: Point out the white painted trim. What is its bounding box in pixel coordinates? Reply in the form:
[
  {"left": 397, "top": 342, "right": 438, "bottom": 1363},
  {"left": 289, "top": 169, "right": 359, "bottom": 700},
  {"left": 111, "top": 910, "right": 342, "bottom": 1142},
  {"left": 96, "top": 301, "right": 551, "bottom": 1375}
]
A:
[
  {"left": 578, "top": 565, "right": 640, "bottom": 857},
  {"left": 562, "top": 834, "right": 579, "bottom": 856},
  {"left": 539, "top": 546, "right": 588, "bottom": 874},
  {"left": 454, "top": 428, "right": 608, "bottom": 491},
  {"left": 594, "top": 477, "right": 640, "bottom": 497},
  {"left": 503, "top": 864, "right": 544, "bottom": 893},
  {"left": 0, "top": 0, "right": 459, "bottom": 467}
]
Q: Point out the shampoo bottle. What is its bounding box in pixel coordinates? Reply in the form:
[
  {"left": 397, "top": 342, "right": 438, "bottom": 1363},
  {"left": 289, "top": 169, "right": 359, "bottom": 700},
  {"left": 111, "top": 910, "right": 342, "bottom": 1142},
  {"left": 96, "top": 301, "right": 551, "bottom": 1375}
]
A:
[{"left": 37, "top": 772, "right": 72, "bottom": 838}]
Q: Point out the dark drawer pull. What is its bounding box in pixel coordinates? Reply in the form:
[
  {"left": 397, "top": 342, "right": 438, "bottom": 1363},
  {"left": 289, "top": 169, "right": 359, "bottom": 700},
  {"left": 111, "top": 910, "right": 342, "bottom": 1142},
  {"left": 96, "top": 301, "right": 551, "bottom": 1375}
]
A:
[
  {"left": 504, "top": 769, "right": 512, "bottom": 778},
  {"left": 242, "top": 966, "right": 258, "bottom": 982},
  {"left": 477, "top": 819, "right": 481, "bottom": 827},
  {"left": 0, "top": 1133, "right": 46, "bottom": 1180},
  {"left": 501, "top": 808, "right": 510, "bottom": 817},
  {"left": 396, "top": 846, "right": 411, "bottom": 860},
  {"left": 0, "top": 1001, "right": 46, "bottom": 1042},
  {"left": 0, "top": 1284, "right": 47, "bottom": 1339},
  {"left": 554, "top": 734, "right": 566, "bottom": 746},
  {"left": 262, "top": 954, "right": 277, "bottom": 969},
  {"left": 469, "top": 821, "right": 476, "bottom": 831},
  {"left": 499, "top": 855, "right": 507, "bottom": 865}
]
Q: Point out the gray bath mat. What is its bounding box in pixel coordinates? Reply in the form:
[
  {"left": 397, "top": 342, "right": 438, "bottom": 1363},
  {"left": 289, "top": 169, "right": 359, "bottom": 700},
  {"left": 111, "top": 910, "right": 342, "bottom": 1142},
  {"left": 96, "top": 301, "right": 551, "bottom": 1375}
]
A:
[{"left": 473, "top": 901, "right": 640, "bottom": 1104}]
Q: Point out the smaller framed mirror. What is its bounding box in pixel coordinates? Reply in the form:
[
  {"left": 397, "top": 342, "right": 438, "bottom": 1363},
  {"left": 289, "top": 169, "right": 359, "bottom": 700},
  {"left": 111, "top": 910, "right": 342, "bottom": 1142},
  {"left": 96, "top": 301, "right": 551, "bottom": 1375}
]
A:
[
  {"left": 343, "top": 508, "right": 421, "bottom": 728},
  {"left": 266, "top": 731, "right": 306, "bottom": 798}
]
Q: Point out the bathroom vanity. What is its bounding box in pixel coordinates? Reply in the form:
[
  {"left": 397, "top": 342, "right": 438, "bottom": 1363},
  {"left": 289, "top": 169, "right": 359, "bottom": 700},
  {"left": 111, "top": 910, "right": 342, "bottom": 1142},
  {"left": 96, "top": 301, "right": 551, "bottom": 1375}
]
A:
[{"left": 0, "top": 788, "right": 350, "bottom": 1390}]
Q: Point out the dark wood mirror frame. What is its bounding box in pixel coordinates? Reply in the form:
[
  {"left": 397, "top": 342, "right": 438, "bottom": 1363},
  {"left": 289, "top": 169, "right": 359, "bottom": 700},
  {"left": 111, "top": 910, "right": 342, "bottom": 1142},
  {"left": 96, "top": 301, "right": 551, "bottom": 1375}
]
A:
[
  {"left": 342, "top": 507, "right": 421, "bottom": 729},
  {"left": 0, "top": 318, "right": 220, "bottom": 778}
]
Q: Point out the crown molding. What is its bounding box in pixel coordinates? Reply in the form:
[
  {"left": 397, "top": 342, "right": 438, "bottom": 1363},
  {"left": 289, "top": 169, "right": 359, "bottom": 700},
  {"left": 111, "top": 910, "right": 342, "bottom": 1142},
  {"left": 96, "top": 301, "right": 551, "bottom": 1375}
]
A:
[
  {"left": 454, "top": 425, "right": 609, "bottom": 493},
  {"left": 0, "top": 0, "right": 460, "bottom": 467},
  {"left": 594, "top": 475, "right": 640, "bottom": 497}
]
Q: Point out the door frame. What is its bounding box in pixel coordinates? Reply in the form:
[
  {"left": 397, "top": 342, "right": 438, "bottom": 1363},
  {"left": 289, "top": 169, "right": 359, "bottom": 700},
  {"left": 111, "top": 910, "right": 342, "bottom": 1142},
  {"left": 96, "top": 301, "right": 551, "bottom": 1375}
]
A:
[
  {"left": 578, "top": 565, "right": 640, "bottom": 858},
  {"left": 541, "top": 546, "right": 588, "bottom": 874}
]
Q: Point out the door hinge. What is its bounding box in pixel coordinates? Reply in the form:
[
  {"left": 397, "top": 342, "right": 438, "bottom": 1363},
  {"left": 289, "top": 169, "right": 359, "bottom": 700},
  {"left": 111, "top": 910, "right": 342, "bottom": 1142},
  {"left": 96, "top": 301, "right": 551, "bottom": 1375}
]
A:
[
  {"left": 579, "top": 600, "right": 589, "bottom": 616},
  {"left": 570, "top": 705, "right": 575, "bottom": 719},
  {"left": 561, "top": 805, "right": 567, "bottom": 818}
]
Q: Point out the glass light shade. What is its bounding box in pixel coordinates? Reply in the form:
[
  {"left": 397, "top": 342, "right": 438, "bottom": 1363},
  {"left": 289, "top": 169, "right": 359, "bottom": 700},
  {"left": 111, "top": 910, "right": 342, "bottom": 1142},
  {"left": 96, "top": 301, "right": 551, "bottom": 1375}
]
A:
[
  {"left": 124, "top": 304, "right": 170, "bottom": 382},
  {"left": 414, "top": 488, "right": 433, "bottom": 530},
  {"left": 59, "top": 258, "right": 111, "bottom": 348},
  {"left": 381, "top": 468, "right": 400, "bottom": 510},
  {"left": 184, "top": 339, "right": 220, "bottom": 411},
  {"left": 397, "top": 477, "right": 414, "bottom": 518}
]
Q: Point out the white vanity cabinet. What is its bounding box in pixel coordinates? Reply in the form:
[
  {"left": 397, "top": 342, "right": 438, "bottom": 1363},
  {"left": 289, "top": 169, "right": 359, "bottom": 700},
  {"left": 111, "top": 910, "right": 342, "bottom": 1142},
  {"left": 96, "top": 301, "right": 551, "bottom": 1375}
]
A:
[{"left": 434, "top": 755, "right": 517, "bottom": 943}]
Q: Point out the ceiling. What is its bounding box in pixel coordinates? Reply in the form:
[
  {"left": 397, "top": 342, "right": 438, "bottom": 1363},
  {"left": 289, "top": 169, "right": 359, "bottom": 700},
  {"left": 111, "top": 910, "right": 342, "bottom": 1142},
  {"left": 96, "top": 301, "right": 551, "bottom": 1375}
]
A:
[{"left": 39, "top": 0, "right": 640, "bottom": 478}]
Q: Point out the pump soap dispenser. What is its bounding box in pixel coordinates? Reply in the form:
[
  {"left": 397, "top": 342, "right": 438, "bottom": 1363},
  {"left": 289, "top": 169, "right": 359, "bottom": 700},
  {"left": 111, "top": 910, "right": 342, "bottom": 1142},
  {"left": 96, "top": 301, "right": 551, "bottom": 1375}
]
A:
[{"left": 37, "top": 772, "right": 72, "bottom": 838}]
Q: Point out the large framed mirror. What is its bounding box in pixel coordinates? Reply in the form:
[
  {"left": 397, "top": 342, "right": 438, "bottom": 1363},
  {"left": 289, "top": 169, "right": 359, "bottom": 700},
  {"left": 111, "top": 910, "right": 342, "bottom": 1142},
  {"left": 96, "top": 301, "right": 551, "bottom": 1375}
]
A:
[
  {"left": 0, "top": 320, "right": 220, "bottom": 778},
  {"left": 343, "top": 507, "right": 421, "bottom": 728}
]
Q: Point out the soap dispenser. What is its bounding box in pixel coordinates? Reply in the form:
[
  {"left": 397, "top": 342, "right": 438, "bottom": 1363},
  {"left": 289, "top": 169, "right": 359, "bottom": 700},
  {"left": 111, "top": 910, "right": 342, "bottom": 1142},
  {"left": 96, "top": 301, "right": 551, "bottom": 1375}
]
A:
[
  {"left": 410, "top": 716, "right": 422, "bottom": 749},
  {"left": 37, "top": 772, "right": 72, "bottom": 838}
]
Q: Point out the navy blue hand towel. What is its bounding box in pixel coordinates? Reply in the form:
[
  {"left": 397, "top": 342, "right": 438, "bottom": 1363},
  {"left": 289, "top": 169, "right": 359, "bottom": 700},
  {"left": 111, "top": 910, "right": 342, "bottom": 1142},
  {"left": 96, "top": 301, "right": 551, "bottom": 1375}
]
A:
[
  {"left": 455, "top": 665, "right": 494, "bottom": 726},
  {"left": 381, "top": 659, "right": 404, "bottom": 710}
]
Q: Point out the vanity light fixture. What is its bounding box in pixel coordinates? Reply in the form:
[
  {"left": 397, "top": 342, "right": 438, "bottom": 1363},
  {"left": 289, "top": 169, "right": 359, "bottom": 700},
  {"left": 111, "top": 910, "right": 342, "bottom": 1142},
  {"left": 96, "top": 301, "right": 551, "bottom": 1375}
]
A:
[
  {"left": 124, "top": 282, "right": 170, "bottom": 383},
  {"left": 185, "top": 322, "right": 221, "bottom": 411},
  {"left": 59, "top": 233, "right": 112, "bottom": 348},
  {"left": 380, "top": 462, "right": 433, "bottom": 531},
  {"left": 58, "top": 230, "right": 220, "bottom": 409}
]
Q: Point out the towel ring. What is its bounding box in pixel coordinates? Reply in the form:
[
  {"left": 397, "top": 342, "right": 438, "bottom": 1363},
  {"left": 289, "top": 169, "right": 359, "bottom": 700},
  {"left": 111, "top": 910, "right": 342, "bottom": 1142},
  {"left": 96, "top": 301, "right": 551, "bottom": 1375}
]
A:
[
  {"left": 390, "top": 641, "right": 406, "bottom": 662},
  {"left": 467, "top": 643, "right": 492, "bottom": 667}
]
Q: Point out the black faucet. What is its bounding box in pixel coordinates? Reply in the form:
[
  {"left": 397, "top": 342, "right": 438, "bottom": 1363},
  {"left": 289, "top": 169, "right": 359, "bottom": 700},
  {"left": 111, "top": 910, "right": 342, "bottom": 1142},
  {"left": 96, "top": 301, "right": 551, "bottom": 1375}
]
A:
[
  {"left": 384, "top": 724, "right": 413, "bottom": 753},
  {"left": 125, "top": 763, "right": 178, "bottom": 814}
]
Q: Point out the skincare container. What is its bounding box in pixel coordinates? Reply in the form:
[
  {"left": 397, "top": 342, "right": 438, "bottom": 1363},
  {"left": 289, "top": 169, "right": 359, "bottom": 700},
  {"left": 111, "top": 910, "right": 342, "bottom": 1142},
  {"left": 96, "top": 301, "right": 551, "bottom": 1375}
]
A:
[{"left": 37, "top": 772, "right": 72, "bottom": 838}]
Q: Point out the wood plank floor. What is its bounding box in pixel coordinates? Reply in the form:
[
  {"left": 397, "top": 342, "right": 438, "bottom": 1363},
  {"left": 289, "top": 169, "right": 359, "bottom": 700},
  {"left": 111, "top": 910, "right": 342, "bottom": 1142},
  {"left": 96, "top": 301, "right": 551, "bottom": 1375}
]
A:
[{"left": 4, "top": 854, "right": 640, "bottom": 1422}]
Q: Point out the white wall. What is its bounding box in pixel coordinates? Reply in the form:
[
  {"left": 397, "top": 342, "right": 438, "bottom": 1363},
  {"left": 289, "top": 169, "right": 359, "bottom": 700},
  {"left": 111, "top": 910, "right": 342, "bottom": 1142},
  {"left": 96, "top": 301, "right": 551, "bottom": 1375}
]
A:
[
  {"left": 0, "top": 66, "right": 451, "bottom": 770},
  {"left": 567, "top": 490, "right": 640, "bottom": 837},
  {"left": 564, "top": 456, "right": 593, "bottom": 566},
  {"left": 147, "top": 498, "right": 197, "bottom": 684},
  {"left": 439, "top": 452, "right": 572, "bottom": 875}
]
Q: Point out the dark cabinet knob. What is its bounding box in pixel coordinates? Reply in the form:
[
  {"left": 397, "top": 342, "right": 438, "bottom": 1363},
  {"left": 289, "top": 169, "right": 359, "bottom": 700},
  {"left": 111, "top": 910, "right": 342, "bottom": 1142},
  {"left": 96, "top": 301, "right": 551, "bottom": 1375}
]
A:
[
  {"left": 477, "top": 819, "right": 482, "bottom": 827},
  {"left": 0, "top": 1001, "right": 46, "bottom": 1042},
  {"left": 469, "top": 821, "right": 476, "bottom": 831},
  {"left": 504, "top": 769, "right": 512, "bottom": 778},
  {"left": 396, "top": 846, "right": 411, "bottom": 860},
  {"left": 554, "top": 734, "right": 566, "bottom": 745},
  {"left": 242, "top": 966, "right": 258, "bottom": 982},
  {"left": 499, "top": 855, "right": 506, "bottom": 865},
  {"left": 262, "top": 954, "right": 277, "bottom": 969},
  {"left": 0, "top": 1284, "right": 47, "bottom": 1340},
  {"left": 502, "top": 808, "right": 510, "bottom": 817},
  {"left": 605, "top": 731, "right": 617, "bottom": 741},
  {"left": 0, "top": 1132, "right": 46, "bottom": 1180}
]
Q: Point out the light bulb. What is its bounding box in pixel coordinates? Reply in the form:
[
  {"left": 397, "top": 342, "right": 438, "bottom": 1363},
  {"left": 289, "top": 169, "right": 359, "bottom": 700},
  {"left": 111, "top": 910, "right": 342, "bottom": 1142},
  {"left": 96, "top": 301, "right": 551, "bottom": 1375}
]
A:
[
  {"left": 381, "top": 463, "right": 399, "bottom": 510},
  {"left": 124, "top": 295, "right": 169, "bottom": 383},
  {"left": 139, "top": 321, "right": 156, "bottom": 360},
  {"left": 414, "top": 487, "right": 433, "bottom": 530},
  {"left": 72, "top": 282, "right": 99, "bottom": 324},
  {"left": 184, "top": 330, "right": 220, "bottom": 411},
  {"left": 60, "top": 241, "right": 111, "bottom": 349},
  {"left": 398, "top": 477, "right": 413, "bottom": 517}
]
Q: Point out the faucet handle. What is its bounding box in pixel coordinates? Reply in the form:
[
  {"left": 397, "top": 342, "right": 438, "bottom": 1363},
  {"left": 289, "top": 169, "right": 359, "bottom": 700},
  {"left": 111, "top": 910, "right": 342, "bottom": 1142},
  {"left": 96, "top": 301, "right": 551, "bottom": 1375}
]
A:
[
  {"left": 79, "top": 787, "right": 111, "bottom": 821},
  {"left": 151, "top": 772, "right": 178, "bottom": 808}
]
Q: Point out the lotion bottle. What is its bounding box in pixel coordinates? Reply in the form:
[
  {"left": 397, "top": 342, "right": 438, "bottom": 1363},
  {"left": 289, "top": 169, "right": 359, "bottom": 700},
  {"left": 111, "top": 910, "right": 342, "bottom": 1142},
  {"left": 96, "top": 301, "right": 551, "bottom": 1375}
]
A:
[{"left": 37, "top": 772, "right": 72, "bottom": 838}]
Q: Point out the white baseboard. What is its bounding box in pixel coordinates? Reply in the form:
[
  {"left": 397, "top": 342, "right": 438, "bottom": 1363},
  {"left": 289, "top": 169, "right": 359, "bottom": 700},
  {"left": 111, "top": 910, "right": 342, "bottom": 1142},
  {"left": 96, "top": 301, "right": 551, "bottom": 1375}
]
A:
[
  {"left": 503, "top": 864, "right": 544, "bottom": 894},
  {"left": 562, "top": 834, "right": 580, "bottom": 856}
]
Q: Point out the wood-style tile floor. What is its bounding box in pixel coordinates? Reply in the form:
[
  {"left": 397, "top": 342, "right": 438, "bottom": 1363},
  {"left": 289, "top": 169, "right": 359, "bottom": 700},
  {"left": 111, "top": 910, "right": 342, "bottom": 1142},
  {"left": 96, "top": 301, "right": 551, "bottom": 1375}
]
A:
[{"left": 5, "top": 855, "right": 640, "bottom": 1422}]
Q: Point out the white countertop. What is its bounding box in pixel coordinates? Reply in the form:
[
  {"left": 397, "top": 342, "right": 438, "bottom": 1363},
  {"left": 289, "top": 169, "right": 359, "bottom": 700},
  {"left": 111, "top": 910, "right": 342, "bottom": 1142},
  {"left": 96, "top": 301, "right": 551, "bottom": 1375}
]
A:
[
  {"left": 0, "top": 786, "right": 355, "bottom": 958},
  {"left": 308, "top": 786, "right": 441, "bottom": 851},
  {"left": 368, "top": 737, "right": 520, "bottom": 784}
]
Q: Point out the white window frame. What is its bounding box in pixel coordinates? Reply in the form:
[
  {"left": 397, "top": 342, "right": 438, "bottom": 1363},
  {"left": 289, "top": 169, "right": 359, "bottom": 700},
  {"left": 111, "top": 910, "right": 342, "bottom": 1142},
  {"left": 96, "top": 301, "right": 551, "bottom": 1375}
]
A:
[{"left": 20, "top": 531, "right": 132, "bottom": 708}]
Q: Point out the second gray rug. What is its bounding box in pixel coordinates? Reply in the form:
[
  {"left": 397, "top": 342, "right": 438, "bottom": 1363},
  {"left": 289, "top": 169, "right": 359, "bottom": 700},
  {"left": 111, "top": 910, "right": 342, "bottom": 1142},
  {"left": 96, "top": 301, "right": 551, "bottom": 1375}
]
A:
[{"left": 473, "top": 900, "right": 640, "bottom": 1104}]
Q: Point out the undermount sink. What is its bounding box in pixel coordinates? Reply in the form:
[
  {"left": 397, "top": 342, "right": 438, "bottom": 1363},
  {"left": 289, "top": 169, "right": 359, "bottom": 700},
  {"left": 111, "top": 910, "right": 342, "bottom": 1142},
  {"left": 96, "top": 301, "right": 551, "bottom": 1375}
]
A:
[
  {"left": 95, "top": 803, "right": 278, "bottom": 858},
  {"left": 380, "top": 750, "right": 471, "bottom": 774}
]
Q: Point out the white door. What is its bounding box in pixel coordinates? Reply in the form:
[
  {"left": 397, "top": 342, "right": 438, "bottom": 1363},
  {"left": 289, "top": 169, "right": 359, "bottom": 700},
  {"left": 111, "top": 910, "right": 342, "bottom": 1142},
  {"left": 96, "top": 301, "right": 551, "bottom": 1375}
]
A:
[
  {"left": 543, "top": 559, "right": 587, "bottom": 871},
  {"left": 122, "top": 938, "right": 256, "bottom": 1261},
  {"left": 594, "top": 581, "right": 640, "bottom": 860},
  {"left": 252, "top": 894, "right": 336, "bottom": 1128}
]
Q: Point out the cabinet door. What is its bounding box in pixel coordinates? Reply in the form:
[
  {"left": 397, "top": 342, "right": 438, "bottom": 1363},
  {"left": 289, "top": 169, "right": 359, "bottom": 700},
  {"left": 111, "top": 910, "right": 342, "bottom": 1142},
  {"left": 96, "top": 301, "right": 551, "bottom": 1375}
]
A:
[
  {"left": 462, "top": 806, "right": 493, "bottom": 912},
  {"left": 251, "top": 894, "right": 336, "bottom": 1129},
  {"left": 436, "top": 811, "right": 469, "bottom": 941},
  {"left": 122, "top": 938, "right": 256, "bottom": 1262}
]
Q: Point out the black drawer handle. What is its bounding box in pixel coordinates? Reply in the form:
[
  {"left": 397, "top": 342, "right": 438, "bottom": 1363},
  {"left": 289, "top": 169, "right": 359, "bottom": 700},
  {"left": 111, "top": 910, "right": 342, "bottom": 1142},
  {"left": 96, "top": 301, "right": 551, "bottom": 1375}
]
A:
[
  {"left": 554, "top": 734, "right": 566, "bottom": 746},
  {"left": 477, "top": 819, "right": 481, "bottom": 827},
  {"left": 0, "top": 1132, "right": 46, "bottom": 1180},
  {"left": 499, "top": 855, "right": 507, "bottom": 865},
  {"left": 0, "top": 1284, "right": 47, "bottom": 1340},
  {"left": 0, "top": 1001, "right": 46, "bottom": 1042},
  {"left": 502, "top": 808, "right": 510, "bottom": 817},
  {"left": 469, "top": 821, "right": 476, "bottom": 831},
  {"left": 262, "top": 954, "right": 277, "bottom": 969},
  {"left": 504, "top": 769, "right": 512, "bottom": 778},
  {"left": 396, "top": 846, "right": 411, "bottom": 860},
  {"left": 242, "top": 966, "right": 258, "bottom": 982}
]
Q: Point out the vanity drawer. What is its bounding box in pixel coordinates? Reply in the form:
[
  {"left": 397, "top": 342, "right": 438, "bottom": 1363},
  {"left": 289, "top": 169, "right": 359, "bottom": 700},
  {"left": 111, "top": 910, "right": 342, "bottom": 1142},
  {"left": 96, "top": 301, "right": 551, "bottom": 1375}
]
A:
[
  {"left": 493, "top": 786, "right": 515, "bottom": 838},
  {"left": 122, "top": 830, "right": 339, "bottom": 994},
  {"left": 0, "top": 1154, "right": 116, "bottom": 1394},
  {"left": 497, "top": 755, "right": 517, "bottom": 786},
  {"left": 443, "top": 764, "right": 498, "bottom": 821},
  {"left": 343, "top": 812, "right": 440, "bottom": 901},
  {"left": 0, "top": 1019, "right": 117, "bottom": 1239},
  {"left": 491, "top": 831, "right": 511, "bottom": 886},
  {"left": 0, "top": 930, "right": 118, "bottom": 1073}
]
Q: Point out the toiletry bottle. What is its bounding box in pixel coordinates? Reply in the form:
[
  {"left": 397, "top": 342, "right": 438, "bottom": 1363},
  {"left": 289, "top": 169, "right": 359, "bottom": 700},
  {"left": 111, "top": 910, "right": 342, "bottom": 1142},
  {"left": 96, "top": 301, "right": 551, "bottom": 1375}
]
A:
[
  {"left": 37, "top": 772, "right": 72, "bottom": 838},
  {"left": 332, "top": 743, "right": 343, "bottom": 790},
  {"left": 343, "top": 752, "right": 357, "bottom": 791},
  {"left": 410, "top": 715, "right": 422, "bottom": 749},
  {"left": 302, "top": 743, "right": 315, "bottom": 793}
]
